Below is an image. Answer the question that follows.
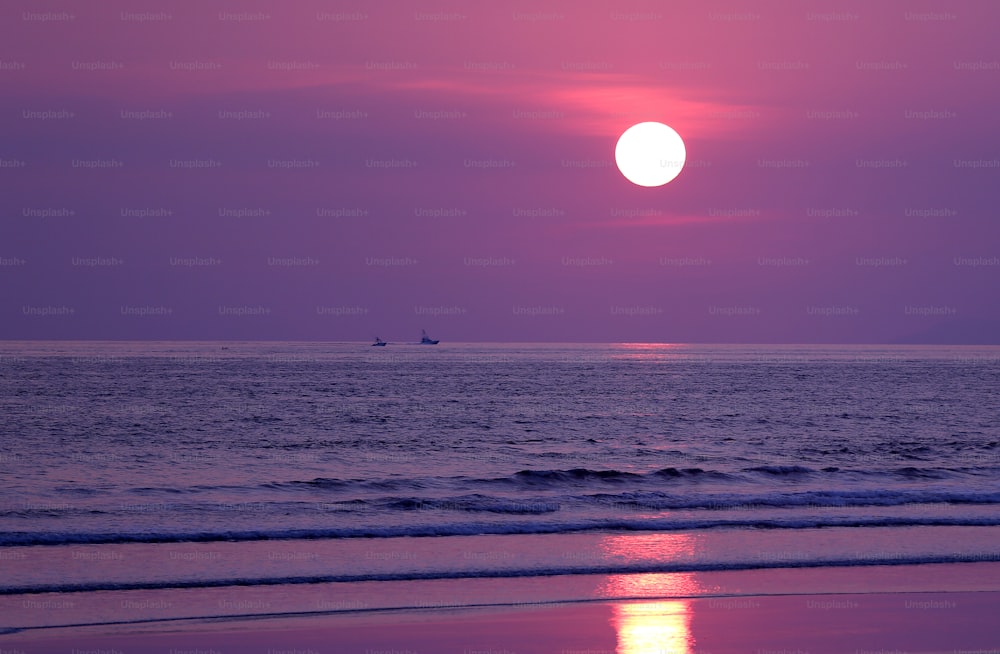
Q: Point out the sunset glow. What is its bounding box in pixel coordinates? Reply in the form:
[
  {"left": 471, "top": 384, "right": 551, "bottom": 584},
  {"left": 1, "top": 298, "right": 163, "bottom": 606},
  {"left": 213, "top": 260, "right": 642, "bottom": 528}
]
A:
[
  {"left": 2, "top": 1, "right": 997, "bottom": 342},
  {"left": 1, "top": 3, "right": 998, "bottom": 653}
]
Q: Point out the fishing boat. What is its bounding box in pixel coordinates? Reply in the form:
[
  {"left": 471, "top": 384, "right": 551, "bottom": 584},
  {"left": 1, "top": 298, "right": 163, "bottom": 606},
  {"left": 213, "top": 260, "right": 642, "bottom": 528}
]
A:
[
  {"left": 372, "top": 337, "right": 387, "bottom": 347},
  {"left": 420, "top": 329, "right": 439, "bottom": 345}
]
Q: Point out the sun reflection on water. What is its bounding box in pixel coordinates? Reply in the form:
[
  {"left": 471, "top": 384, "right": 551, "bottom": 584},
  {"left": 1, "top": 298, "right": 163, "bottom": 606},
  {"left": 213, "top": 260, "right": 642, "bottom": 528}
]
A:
[
  {"left": 610, "top": 342, "right": 686, "bottom": 362},
  {"left": 613, "top": 599, "right": 693, "bottom": 654},
  {"left": 598, "top": 534, "right": 702, "bottom": 654}
]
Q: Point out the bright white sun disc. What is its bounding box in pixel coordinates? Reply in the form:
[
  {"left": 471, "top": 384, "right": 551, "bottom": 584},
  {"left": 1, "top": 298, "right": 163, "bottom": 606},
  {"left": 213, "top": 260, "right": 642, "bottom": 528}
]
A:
[{"left": 615, "top": 122, "right": 686, "bottom": 187}]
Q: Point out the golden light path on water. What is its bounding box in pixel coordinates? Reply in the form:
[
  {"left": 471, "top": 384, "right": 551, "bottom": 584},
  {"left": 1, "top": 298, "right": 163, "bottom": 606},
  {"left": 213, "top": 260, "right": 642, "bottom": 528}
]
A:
[
  {"left": 614, "top": 600, "right": 692, "bottom": 654},
  {"left": 599, "top": 533, "right": 703, "bottom": 654}
]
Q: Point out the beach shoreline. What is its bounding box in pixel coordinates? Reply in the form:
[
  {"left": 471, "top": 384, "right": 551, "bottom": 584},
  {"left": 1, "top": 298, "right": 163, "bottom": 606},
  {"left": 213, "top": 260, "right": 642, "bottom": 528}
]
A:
[
  {"left": 3, "top": 588, "right": 997, "bottom": 654},
  {"left": 4, "top": 562, "right": 999, "bottom": 653}
]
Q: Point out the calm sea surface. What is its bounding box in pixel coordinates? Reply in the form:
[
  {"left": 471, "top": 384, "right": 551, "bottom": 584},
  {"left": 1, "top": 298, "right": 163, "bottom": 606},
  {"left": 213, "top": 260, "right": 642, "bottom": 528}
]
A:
[{"left": 1, "top": 342, "right": 999, "bottom": 629}]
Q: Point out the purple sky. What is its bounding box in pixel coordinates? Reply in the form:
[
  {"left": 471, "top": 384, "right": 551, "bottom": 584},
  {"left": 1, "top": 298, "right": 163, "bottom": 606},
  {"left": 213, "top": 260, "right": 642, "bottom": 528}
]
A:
[{"left": 2, "top": 0, "right": 999, "bottom": 342}]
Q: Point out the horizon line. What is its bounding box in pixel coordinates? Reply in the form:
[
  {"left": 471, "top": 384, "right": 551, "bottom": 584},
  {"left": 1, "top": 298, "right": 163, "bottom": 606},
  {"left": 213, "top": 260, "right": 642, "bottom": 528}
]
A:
[{"left": 2, "top": 339, "right": 1000, "bottom": 347}]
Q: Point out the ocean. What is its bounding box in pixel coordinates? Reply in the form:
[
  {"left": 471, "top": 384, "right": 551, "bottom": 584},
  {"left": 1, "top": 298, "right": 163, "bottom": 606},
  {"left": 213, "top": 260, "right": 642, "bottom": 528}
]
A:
[{"left": 2, "top": 342, "right": 999, "bottom": 631}]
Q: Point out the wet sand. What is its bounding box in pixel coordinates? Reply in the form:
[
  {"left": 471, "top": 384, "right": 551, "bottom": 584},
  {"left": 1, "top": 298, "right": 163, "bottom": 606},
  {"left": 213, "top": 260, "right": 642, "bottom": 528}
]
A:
[{"left": 3, "top": 565, "right": 999, "bottom": 654}]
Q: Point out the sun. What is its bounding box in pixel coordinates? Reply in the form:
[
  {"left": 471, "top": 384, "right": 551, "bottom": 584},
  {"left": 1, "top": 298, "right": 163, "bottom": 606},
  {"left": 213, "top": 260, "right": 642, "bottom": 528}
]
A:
[{"left": 615, "top": 122, "right": 686, "bottom": 187}]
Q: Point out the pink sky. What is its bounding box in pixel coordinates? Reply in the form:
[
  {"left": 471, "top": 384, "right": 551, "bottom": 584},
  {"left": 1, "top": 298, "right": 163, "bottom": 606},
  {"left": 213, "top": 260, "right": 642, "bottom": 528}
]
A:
[{"left": 2, "top": 0, "right": 998, "bottom": 342}]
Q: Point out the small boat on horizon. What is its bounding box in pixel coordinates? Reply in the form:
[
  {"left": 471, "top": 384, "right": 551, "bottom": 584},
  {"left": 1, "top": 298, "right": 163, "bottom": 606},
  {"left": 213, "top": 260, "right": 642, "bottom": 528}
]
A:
[
  {"left": 372, "top": 337, "right": 387, "bottom": 347},
  {"left": 420, "top": 329, "right": 439, "bottom": 345}
]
